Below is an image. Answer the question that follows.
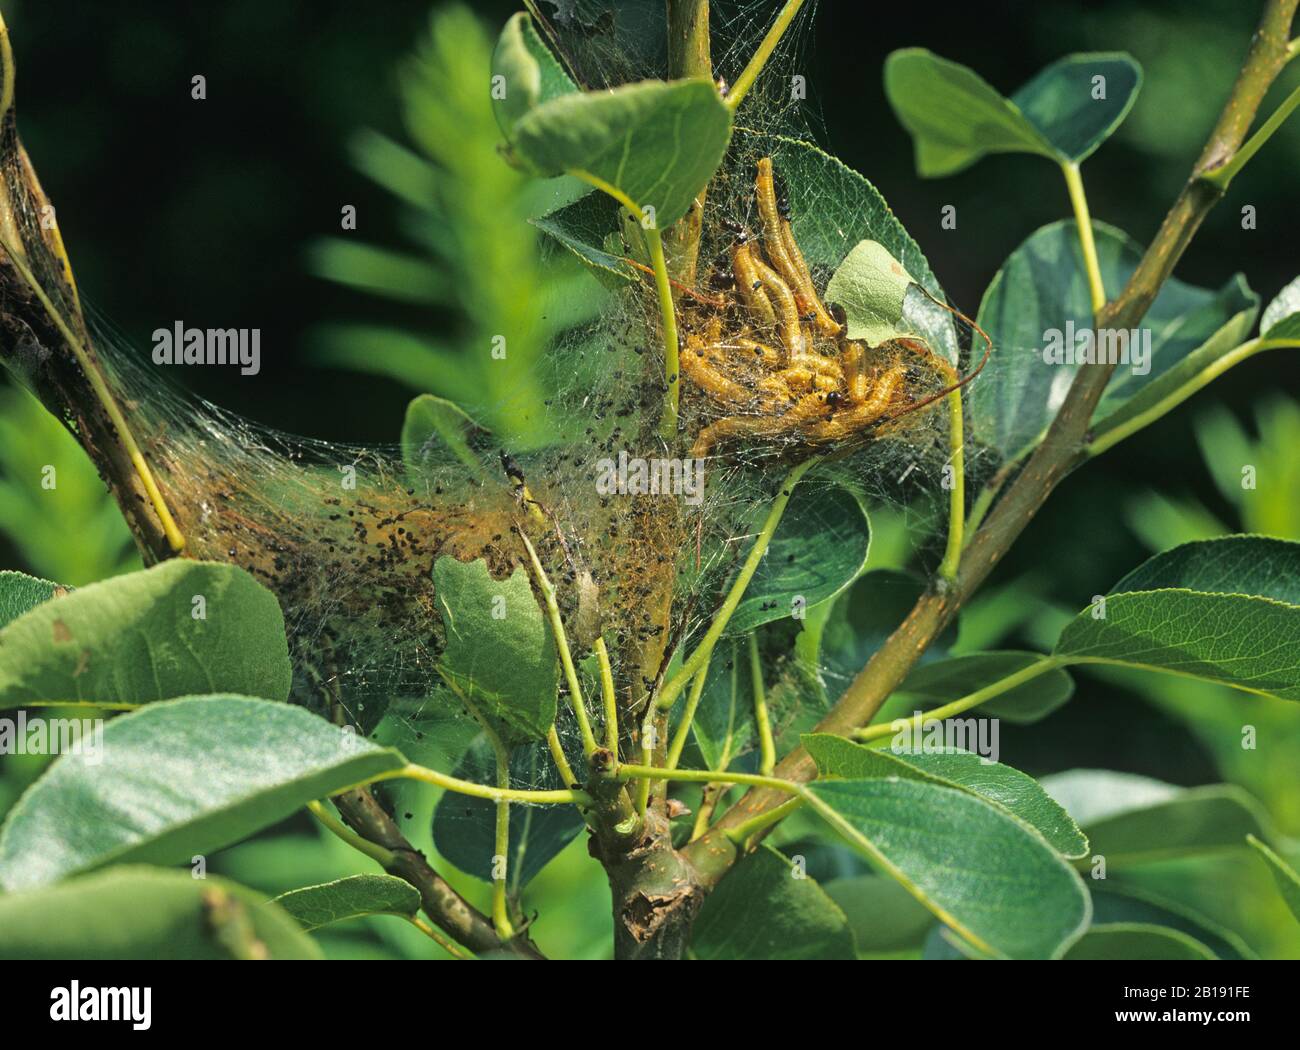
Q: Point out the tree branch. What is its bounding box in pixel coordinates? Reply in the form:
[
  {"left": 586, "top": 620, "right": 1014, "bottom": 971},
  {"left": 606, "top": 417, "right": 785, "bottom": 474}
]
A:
[{"left": 699, "top": 0, "right": 1299, "bottom": 861}]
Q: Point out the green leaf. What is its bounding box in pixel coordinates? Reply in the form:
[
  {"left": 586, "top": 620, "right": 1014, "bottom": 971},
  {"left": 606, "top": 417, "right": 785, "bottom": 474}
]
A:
[
  {"left": 273, "top": 874, "right": 421, "bottom": 932},
  {"left": 805, "top": 778, "right": 1090, "bottom": 958},
  {"left": 824, "top": 240, "right": 915, "bottom": 345},
  {"left": 692, "top": 636, "right": 756, "bottom": 771},
  {"left": 1091, "top": 884, "right": 1256, "bottom": 959},
  {"left": 1262, "top": 275, "right": 1300, "bottom": 340},
  {"left": 0, "top": 865, "right": 322, "bottom": 960},
  {"left": 433, "top": 556, "right": 558, "bottom": 742},
  {"left": 1063, "top": 923, "right": 1216, "bottom": 960},
  {"left": 401, "top": 394, "right": 492, "bottom": 482},
  {"left": 804, "top": 734, "right": 1087, "bottom": 858},
  {"left": 885, "top": 650, "right": 1074, "bottom": 725},
  {"left": 724, "top": 482, "right": 870, "bottom": 636},
  {"left": 1055, "top": 536, "right": 1300, "bottom": 700},
  {"left": 0, "top": 696, "right": 406, "bottom": 890},
  {"left": 431, "top": 738, "right": 583, "bottom": 891},
  {"left": 1247, "top": 834, "right": 1300, "bottom": 921},
  {"left": 531, "top": 190, "right": 636, "bottom": 284},
  {"left": 823, "top": 874, "right": 934, "bottom": 953},
  {"left": 0, "top": 569, "right": 67, "bottom": 631},
  {"left": 1091, "top": 276, "right": 1261, "bottom": 446},
  {"left": 885, "top": 49, "right": 1141, "bottom": 176},
  {"left": 1041, "top": 770, "right": 1270, "bottom": 865},
  {"left": 819, "top": 570, "right": 957, "bottom": 706},
  {"left": 690, "top": 844, "right": 855, "bottom": 960},
  {"left": 974, "top": 220, "right": 1257, "bottom": 461},
  {"left": 491, "top": 11, "right": 577, "bottom": 137},
  {"left": 509, "top": 78, "right": 732, "bottom": 229},
  {"left": 0, "top": 560, "right": 292, "bottom": 708}
]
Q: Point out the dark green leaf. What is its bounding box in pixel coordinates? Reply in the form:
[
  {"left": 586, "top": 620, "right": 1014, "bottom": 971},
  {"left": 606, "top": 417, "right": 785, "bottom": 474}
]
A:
[
  {"left": 818, "top": 570, "right": 957, "bottom": 706},
  {"left": 885, "top": 49, "right": 1141, "bottom": 175},
  {"left": 691, "top": 844, "right": 855, "bottom": 960},
  {"left": 273, "top": 874, "right": 422, "bottom": 931},
  {"left": 0, "top": 560, "right": 292, "bottom": 708},
  {"left": 804, "top": 734, "right": 1087, "bottom": 857},
  {"left": 974, "top": 221, "right": 1257, "bottom": 461},
  {"left": 0, "top": 696, "right": 406, "bottom": 890},
  {"left": 692, "top": 636, "right": 756, "bottom": 771},
  {"left": 431, "top": 738, "right": 583, "bottom": 891},
  {"left": 0, "top": 866, "right": 321, "bottom": 960},
  {"left": 725, "top": 482, "right": 870, "bottom": 636},
  {"left": 1055, "top": 536, "right": 1300, "bottom": 700},
  {"left": 806, "top": 778, "right": 1090, "bottom": 958},
  {"left": 823, "top": 874, "right": 933, "bottom": 953},
  {"left": 434, "top": 556, "right": 558, "bottom": 742},
  {"left": 1091, "top": 884, "right": 1255, "bottom": 959}
]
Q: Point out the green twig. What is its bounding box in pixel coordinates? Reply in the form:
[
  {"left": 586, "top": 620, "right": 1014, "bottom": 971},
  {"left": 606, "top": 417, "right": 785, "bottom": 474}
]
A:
[
  {"left": 665, "top": 666, "right": 710, "bottom": 773},
  {"left": 1202, "top": 83, "right": 1300, "bottom": 188},
  {"left": 724, "top": 796, "right": 804, "bottom": 845},
  {"left": 645, "top": 226, "right": 681, "bottom": 438},
  {"left": 655, "top": 456, "right": 820, "bottom": 715},
  {"left": 517, "top": 529, "right": 599, "bottom": 755},
  {"left": 1087, "top": 336, "right": 1300, "bottom": 458},
  {"left": 407, "top": 915, "right": 474, "bottom": 959},
  {"left": 307, "top": 800, "right": 398, "bottom": 867},
  {"left": 615, "top": 762, "right": 803, "bottom": 795},
  {"left": 748, "top": 633, "right": 776, "bottom": 776},
  {"left": 936, "top": 388, "right": 966, "bottom": 582},
  {"left": 853, "top": 656, "right": 1062, "bottom": 743},
  {"left": 1061, "top": 161, "right": 1106, "bottom": 316},
  {"left": 726, "top": 0, "right": 807, "bottom": 112},
  {"left": 593, "top": 636, "right": 619, "bottom": 753},
  {"left": 389, "top": 763, "right": 590, "bottom": 806}
]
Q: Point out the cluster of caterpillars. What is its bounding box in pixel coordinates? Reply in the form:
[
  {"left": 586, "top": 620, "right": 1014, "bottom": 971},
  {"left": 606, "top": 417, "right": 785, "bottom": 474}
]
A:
[{"left": 681, "top": 156, "right": 949, "bottom": 458}]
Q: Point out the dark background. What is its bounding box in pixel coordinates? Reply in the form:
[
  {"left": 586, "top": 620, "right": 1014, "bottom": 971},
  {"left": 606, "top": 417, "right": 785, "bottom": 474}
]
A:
[
  {"left": 0, "top": 0, "right": 1295, "bottom": 710},
  {"left": 0, "top": 0, "right": 1297, "bottom": 958}
]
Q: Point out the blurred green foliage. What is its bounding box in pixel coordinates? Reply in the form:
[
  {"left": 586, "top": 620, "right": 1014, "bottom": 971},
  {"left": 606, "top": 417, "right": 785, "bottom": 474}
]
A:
[{"left": 307, "top": 3, "right": 601, "bottom": 448}]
